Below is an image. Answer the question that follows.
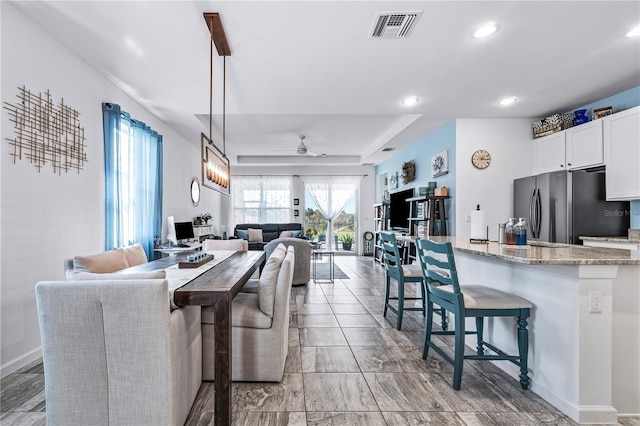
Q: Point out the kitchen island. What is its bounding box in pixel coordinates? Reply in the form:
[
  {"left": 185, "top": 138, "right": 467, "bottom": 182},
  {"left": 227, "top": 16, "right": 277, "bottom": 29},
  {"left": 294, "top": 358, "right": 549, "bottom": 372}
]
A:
[{"left": 404, "top": 236, "right": 640, "bottom": 424}]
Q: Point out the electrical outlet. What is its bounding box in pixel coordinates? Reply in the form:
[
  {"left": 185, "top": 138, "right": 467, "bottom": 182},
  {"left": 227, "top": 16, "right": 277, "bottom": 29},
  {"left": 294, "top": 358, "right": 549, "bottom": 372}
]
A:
[
  {"left": 589, "top": 291, "right": 602, "bottom": 313},
  {"left": 466, "top": 214, "right": 472, "bottom": 222}
]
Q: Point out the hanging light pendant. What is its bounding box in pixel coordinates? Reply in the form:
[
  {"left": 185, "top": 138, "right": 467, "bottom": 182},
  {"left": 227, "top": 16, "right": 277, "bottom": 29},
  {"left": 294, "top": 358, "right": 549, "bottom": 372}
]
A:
[{"left": 201, "top": 12, "right": 231, "bottom": 195}]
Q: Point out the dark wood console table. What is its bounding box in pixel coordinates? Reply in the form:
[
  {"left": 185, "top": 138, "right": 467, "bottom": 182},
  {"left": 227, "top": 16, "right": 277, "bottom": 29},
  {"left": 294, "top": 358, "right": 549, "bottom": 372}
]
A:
[{"left": 121, "top": 250, "right": 266, "bottom": 426}]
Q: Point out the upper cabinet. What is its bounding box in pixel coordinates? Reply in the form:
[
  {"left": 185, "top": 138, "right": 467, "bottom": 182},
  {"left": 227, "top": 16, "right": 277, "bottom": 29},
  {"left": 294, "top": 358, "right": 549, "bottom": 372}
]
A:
[
  {"left": 604, "top": 106, "right": 640, "bottom": 201},
  {"left": 533, "top": 131, "right": 566, "bottom": 174},
  {"left": 533, "top": 119, "right": 605, "bottom": 175},
  {"left": 565, "top": 119, "right": 603, "bottom": 170}
]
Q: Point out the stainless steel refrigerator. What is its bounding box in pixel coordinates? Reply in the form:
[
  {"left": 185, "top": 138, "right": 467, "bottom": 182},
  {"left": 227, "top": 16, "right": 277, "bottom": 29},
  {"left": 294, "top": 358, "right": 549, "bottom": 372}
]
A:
[{"left": 513, "top": 169, "right": 630, "bottom": 244}]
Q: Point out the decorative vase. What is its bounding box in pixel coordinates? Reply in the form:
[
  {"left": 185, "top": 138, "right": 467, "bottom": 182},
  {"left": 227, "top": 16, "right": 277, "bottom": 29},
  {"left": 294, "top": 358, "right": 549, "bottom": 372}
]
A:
[{"left": 572, "top": 109, "right": 589, "bottom": 126}]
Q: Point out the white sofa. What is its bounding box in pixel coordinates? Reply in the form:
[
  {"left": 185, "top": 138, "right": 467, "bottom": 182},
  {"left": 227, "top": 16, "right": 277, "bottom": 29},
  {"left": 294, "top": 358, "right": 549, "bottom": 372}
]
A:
[
  {"left": 35, "top": 278, "right": 202, "bottom": 425},
  {"left": 202, "top": 245, "right": 295, "bottom": 381}
]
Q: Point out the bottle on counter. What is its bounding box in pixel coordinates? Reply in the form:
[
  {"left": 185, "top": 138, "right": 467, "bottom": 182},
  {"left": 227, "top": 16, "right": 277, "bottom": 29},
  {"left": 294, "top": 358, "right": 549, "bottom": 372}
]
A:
[
  {"left": 505, "top": 218, "right": 517, "bottom": 245},
  {"left": 515, "top": 218, "right": 527, "bottom": 245}
]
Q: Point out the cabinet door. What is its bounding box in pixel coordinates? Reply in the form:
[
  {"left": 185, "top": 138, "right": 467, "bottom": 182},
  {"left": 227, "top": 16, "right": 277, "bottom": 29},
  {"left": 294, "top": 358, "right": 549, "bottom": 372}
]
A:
[
  {"left": 604, "top": 106, "right": 640, "bottom": 200},
  {"left": 566, "top": 119, "right": 603, "bottom": 169},
  {"left": 534, "top": 132, "right": 566, "bottom": 174}
]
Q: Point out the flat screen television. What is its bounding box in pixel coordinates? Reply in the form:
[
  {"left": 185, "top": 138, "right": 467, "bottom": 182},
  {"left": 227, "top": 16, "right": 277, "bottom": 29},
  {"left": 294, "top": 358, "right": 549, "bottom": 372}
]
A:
[
  {"left": 389, "top": 188, "right": 413, "bottom": 231},
  {"left": 174, "top": 222, "right": 195, "bottom": 242}
]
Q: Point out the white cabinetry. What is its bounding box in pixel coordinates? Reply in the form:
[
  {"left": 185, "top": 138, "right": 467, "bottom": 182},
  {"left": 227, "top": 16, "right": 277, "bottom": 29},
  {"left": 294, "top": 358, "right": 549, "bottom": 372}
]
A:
[
  {"left": 604, "top": 106, "right": 640, "bottom": 200},
  {"left": 533, "top": 131, "right": 565, "bottom": 174},
  {"left": 565, "top": 119, "right": 603, "bottom": 169}
]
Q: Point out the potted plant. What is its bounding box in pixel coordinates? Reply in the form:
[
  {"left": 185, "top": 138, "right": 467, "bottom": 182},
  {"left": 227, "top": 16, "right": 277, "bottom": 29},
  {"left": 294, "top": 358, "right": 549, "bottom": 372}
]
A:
[{"left": 339, "top": 232, "right": 354, "bottom": 251}]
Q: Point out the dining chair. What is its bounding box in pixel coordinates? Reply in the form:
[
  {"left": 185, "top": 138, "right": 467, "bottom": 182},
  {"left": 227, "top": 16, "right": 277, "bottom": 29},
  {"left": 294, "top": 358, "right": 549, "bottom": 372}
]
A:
[
  {"left": 380, "top": 232, "right": 447, "bottom": 330},
  {"left": 415, "top": 238, "right": 533, "bottom": 390}
]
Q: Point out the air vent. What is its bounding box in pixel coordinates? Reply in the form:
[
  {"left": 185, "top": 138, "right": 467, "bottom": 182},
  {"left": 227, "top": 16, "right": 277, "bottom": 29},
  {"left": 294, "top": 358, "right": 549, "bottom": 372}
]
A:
[
  {"left": 382, "top": 147, "right": 395, "bottom": 152},
  {"left": 370, "top": 11, "right": 422, "bottom": 38}
]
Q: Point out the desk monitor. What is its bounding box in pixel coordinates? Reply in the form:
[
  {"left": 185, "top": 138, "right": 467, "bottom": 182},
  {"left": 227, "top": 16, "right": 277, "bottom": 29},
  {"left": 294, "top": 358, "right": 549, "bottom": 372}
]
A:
[{"left": 174, "top": 222, "right": 195, "bottom": 242}]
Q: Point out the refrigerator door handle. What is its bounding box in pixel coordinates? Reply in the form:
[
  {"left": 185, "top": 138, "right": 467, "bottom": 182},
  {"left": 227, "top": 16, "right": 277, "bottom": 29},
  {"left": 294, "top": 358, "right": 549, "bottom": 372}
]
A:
[
  {"left": 529, "top": 189, "right": 536, "bottom": 238},
  {"left": 535, "top": 189, "right": 542, "bottom": 238}
]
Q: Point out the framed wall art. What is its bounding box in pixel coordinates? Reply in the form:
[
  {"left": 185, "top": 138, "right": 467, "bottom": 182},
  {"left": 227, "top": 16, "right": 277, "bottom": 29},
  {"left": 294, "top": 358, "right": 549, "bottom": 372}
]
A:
[
  {"left": 389, "top": 171, "right": 399, "bottom": 190},
  {"left": 431, "top": 150, "right": 449, "bottom": 177}
]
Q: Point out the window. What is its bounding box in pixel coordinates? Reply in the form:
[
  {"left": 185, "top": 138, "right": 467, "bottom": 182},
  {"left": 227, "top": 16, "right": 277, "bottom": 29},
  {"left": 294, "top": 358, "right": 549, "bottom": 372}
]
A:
[
  {"left": 102, "top": 103, "right": 163, "bottom": 259},
  {"left": 233, "top": 176, "right": 292, "bottom": 224}
]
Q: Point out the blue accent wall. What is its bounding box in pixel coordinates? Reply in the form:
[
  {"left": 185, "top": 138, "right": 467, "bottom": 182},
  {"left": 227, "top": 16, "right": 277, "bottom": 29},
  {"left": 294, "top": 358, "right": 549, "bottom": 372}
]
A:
[{"left": 375, "top": 121, "right": 457, "bottom": 234}]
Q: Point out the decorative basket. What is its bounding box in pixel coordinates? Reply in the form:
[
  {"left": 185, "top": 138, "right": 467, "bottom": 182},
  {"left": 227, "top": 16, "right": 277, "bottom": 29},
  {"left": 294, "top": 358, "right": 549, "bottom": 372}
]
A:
[{"left": 532, "top": 113, "right": 574, "bottom": 138}]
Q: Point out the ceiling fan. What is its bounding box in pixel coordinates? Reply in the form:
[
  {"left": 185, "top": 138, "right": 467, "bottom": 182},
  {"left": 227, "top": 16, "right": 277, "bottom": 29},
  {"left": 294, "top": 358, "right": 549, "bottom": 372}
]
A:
[{"left": 275, "top": 135, "right": 321, "bottom": 156}]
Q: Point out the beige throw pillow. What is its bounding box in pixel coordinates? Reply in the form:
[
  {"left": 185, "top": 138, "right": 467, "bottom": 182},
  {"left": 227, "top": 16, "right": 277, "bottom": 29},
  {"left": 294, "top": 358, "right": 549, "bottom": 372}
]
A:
[
  {"left": 73, "top": 248, "right": 129, "bottom": 273},
  {"left": 248, "top": 228, "right": 263, "bottom": 243},
  {"left": 67, "top": 270, "right": 166, "bottom": 281},
  {"left": 258, "top": 243, "right": 286, "bottom": 318},
  {"left": 280, "top": 230, "right": 294, "bottom": 238},
  {"left": 122, "top": 243, "right": 148, "bottom": 267}
]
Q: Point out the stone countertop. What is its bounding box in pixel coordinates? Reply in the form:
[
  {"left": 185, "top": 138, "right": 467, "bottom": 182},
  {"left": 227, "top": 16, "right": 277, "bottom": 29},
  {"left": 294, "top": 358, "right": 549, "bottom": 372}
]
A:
[
  {"left": 580, "top": 236, "right": 640, "bottom": 243},
  {"left": 400, "top": 236, "right": 640, "bottom": 266}
]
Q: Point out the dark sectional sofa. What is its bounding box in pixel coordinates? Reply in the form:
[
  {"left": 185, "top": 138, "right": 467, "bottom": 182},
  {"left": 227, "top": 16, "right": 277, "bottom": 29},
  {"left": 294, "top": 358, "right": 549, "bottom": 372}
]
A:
[{"left": 234, "top": 223, "right": 304, "bottom": 250}]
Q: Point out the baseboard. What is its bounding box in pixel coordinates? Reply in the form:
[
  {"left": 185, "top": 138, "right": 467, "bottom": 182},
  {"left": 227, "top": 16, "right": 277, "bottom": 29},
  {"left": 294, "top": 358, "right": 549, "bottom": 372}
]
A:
[
  {"left": 489, "top": 359, "right": 618, "bottom": 424},
  {"left": 1, "top": 346, "right": 42, "bottom": 378}
]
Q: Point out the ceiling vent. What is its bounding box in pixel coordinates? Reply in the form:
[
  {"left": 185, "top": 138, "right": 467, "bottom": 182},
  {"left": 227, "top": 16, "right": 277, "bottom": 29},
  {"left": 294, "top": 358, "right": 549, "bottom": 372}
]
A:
[
  {"left": 382, "top": 147, "right": 395, "bottom": 152},
  {"left": 370, "top": 11, "right": 422, "bottom": 38}
]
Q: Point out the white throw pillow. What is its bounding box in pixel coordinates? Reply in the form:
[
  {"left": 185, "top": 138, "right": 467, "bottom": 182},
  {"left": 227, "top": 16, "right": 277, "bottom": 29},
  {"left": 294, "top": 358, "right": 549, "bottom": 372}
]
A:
[
  {"left": 279, "top": 230, "right": 294, "bottom": 238},
  {"left": 122, "top": 243, "right": 148, "bottom": 267},
  {"left": 248, "top": 228, "right": 263, "bottom": 243},
  {"left": 258, "top": 243, "right": 286, "bottom": 317}
]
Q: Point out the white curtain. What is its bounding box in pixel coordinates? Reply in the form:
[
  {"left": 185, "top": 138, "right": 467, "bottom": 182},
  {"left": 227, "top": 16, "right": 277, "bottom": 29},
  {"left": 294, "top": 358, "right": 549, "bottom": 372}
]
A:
[
  {"left": 303, "top": 175, "right": 362, "bottom": 250},
  {"left": 232, "top": 176, "right": 293, "bottom": 224}
]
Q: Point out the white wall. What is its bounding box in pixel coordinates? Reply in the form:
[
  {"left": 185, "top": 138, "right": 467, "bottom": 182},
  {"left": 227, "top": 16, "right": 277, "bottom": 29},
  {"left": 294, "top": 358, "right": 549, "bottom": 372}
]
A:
[
  {"left": 0, "top": 3, "right": 222, "bottom": 376},
  {"left": 230, "top": 165, "right": 375, "bottom": 254},
  {"left": 455, "top": 119, "right": 534, "bottom": 240}
]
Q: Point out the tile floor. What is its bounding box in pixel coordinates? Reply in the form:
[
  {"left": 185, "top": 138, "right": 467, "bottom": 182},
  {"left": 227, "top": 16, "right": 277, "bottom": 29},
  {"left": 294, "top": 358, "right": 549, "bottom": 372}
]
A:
[{"left": 2, "top": 256, "right": 639, "bottom": 425}]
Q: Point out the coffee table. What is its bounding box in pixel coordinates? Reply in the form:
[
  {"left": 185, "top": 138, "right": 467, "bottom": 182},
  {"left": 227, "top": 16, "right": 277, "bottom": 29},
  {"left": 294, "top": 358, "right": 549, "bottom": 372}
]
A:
[{"left": 312, "top": 250, "right": 335, "bottom": 283}]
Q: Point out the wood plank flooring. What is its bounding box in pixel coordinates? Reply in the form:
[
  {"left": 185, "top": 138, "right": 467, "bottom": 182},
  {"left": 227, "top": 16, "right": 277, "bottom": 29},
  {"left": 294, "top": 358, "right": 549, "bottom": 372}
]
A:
[{"left": 2, "top": 255, "right": 640, "bottom": 425}]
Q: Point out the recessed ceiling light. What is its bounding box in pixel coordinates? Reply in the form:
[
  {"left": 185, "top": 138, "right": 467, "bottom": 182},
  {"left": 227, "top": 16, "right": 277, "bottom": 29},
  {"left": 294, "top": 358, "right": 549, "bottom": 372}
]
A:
[
  {"left": 474, "top": 23, "right": 497, "bottom": 38},
  {"left": 402, "top": 96, "right": 419, "bottom": 106},
  {"left": 626, "top": 26, "right": 640, "bottom": 37},
  {"left": 499, "top": 96, "right": 518, "bottom": 106}
]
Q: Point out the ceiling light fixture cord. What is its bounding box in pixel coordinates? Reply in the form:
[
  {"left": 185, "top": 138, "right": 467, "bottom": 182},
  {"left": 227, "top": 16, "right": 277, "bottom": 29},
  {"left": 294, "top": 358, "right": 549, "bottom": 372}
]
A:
[
  {"left": 209, "top": 18, "right": 213, "bottom": 145},
  {"left": 223, "top": 56, "right": 226, "bottom": 156}
]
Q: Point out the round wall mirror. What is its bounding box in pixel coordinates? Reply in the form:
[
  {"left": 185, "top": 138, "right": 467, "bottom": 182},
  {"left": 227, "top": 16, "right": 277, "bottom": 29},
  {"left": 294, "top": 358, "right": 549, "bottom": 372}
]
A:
[{"left": 191, "top": 177, "right": 201, "bottom": 207}]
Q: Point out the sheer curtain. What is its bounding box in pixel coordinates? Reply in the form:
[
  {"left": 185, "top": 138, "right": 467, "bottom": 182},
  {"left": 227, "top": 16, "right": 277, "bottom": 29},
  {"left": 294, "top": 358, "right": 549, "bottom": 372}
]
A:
[
  {"left": 303, "top": 175, "right": 362, "bottom": 250},
  {"left": 103, "top": 103, "right": 163, "bottom": 259},
  {"left": 232, "top": 176, "right": 293, "bottom": 224}
]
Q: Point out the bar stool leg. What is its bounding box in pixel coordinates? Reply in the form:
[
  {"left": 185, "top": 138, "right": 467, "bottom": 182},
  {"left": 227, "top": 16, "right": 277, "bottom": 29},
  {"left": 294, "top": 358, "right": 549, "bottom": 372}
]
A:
[
  {"left": 422, "top": 301, "right": 434, "bottom": 359},
  {"left": 396, "top": 278, "right": 405, "bottom": 330},
  {"left": 440, "top": 307, "right": 448, "bottom": 330},
  {"left": 383, "top": 273, "right": 391, "bottom": 317},
  {"left": 475, "top": 317, "right": 485, "bottom": 356},
  {"left": 453, "top": 313, "right": 465, "bottom": 390},
  {"left": 517, "top": 314, "right": 530, "bottom": 390}
]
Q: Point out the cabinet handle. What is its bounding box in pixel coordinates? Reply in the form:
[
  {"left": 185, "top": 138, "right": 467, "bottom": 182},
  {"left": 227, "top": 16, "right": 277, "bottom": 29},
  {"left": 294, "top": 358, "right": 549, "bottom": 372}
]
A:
[
  {"left": 567, "top": 163, "right": 572, "bottom": 166},
  {"left": 560, "top": 165, "right": 564, "bottom": 168}
]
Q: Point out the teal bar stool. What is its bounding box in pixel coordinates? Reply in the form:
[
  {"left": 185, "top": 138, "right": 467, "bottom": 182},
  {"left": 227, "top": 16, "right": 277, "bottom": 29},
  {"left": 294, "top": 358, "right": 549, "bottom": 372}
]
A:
[
  {"left": 415, "top": 238, "right": 533, "bottom": 390},
  {"left": 380, "top": 232, "right": 447, "bottom": 330}
]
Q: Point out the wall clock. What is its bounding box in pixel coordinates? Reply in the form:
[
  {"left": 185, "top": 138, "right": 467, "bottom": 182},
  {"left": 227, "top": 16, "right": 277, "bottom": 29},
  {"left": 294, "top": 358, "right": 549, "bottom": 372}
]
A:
[{"left": 471, "top": 149, "right": 491, "bottom": 169}]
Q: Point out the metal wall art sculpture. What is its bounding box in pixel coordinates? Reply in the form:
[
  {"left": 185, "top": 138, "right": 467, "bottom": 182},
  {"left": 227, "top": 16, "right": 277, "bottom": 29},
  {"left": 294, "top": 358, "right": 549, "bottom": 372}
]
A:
[{"left": 3, "top": 86, "right": 87, "bottom": 174}]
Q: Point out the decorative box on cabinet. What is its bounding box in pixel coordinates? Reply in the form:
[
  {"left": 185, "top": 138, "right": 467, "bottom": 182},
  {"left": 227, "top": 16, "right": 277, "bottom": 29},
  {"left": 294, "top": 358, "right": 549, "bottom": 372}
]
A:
[
  {"left": 565, "top": 119, "right": 603, "bottom": 170},
  {"left": 604, "top": 106, "right": 640, "bottom": 200},
  {"left": 533, "top": 131, "right": 566, "bottom": 174}
]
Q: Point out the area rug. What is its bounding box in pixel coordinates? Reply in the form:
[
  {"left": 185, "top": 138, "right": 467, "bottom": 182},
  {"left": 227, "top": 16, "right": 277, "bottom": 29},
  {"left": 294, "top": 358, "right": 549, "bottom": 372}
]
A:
[{"left": 313, "top": 263, "right": 349, "bottom": 280}]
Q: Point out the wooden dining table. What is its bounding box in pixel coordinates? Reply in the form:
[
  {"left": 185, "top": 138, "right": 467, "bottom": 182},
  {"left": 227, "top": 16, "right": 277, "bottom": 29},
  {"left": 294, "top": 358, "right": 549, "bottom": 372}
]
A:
[{"left": 123, "top": 249, "right": 266, "bottom": 426}]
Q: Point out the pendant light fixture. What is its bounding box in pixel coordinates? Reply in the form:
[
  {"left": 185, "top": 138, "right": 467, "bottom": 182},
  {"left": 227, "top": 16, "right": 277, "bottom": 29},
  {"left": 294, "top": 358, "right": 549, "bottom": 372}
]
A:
[{"left": 201, "top": 12, "right": 231, "bottom": 195}]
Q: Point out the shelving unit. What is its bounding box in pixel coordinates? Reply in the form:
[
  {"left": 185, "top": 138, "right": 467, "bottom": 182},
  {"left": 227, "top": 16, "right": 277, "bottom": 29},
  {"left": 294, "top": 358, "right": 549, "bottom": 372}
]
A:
[
  {"left": 373, "top": 202, "right": 390, "bottom": 264},
  {"left": 406, "top": 195, "right": 450, "bottom": 237}
]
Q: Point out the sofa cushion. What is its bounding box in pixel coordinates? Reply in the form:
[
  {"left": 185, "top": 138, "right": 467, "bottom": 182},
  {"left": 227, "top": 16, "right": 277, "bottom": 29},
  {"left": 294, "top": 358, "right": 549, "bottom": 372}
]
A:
[
  {"left": 122, "top": 243, "right": 148, "bottom": 267},
  {"left": 248, "top": 228, "right": 263, "bottom": 243},
  {"left": 291, "top": 230, "right": 303, "bottom": 238},
  {"left": 237, "top": 229, "right": 249, "bottom": 240},
  {"left": 73, "top": 248, "right": 129, "bottom": 273},
  {"left": 262, "top": 231, "right": 278, "bottom": 242},
  {"left": 280, "top": 230, "right": 294, "bottom": 238},
  {"left": 258, "top": 244, "right": 286, "bottom": 318},
  {"left": 66, "top": 270, "right": 166, "bottom": 281}
]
